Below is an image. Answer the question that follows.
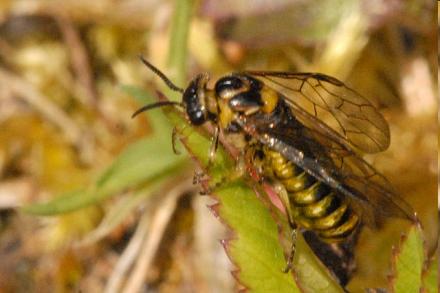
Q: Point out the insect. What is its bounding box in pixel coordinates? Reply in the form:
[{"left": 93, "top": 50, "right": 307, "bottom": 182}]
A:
[{"left": 132, "top": 56, "right": 416, "bottom": 272}]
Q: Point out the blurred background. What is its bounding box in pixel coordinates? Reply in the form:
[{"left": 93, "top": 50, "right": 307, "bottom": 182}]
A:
[{"left": 0, "top": 0, "right": 437, "bottom": 292}]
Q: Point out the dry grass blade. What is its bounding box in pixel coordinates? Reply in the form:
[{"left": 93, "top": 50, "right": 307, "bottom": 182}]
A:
[
  {"left": 118, "top": 178, "right": 194, "bottom": 293},
  {"left": 104, "top": 211, "right": 150, "bottom": 293}
]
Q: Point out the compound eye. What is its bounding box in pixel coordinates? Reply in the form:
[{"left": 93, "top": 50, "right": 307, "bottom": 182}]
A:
[
  {"left": 215, "top": 76, "right": 244, "bottom": 95},
  {"left": 182, "top": 75, "right": 209, "bottom": 126}
]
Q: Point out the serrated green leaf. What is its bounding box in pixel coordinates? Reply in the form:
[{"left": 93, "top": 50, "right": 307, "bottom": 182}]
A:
[
  {"left": 422, "top": 254, "right": 438, "bottom": 293},
  {"left": 392, "top": 225, "right": 424, "bottom": 293},
  {"left": 167, "top": 111, "right": 341, "bottom": 292},
  {"left": 168, "top": 112, "right": 233, "bottom": 185},
  {"left": 217, "top": 181, "right": 299, "bottom": 293}
]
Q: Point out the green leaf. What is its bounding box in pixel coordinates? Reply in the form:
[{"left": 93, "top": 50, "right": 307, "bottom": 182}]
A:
[
  {"left": 217, "top": 181, "right": 299, "bottom": 293},
  {"left": 168, "top": 112, "right": 233, "bottom": 185},
  {"left": 169, "top": 112, "right": 341, "bottom": 292},
  {"left": 121, "top": 85, "right": 172, "bottom": 134},
  {"left": 293, "top": 233, "right": 344, "bottom": 292},
  {"left": 95, "top": 135, "right": 184, "bottom": 193},
  {"left": 390, "top": 225, "right": 425, "bottom": 293},
  {"left": 422, "top": 254, "right": 438, "bottom": 293},
  {"left": 22, "top": 87, "right": 188, "bottom": 215},
  {"left": 22, "top": 136, "right": 187, "bottom": 215},
  {"left": 21, "top": 188, "right": 87, "bottom": 215},
  {"left": 79, "top": 178, "right": 169, "bottom": 245}
]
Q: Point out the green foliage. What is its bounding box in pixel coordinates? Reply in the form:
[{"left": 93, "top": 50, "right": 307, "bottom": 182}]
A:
[
  {"left": 217, "top": 181, "right": 345, "bottom": 293},
  {"left": 170, "top": 111, "right": 342, "bottom": 292},
  {"left": 390, "top": 224, "right": 433, "bottom": 293},
  {"left": 217, "top": 181, "right": 299, "bottom": 293},
  {"left": 79, "top": 181, "right": 169, "bottom": 245},
  {"left": 422, "top": 254, "right": 438, "bottom": 293},
  {"left": 22, "top": 86, "right": 188, "bottom": 215},
  {"left": 292, "top": 235, "right": 344, "bottom": 292},
  {"left": 20, "top": 1, "right": 429, "bottom": 291}
]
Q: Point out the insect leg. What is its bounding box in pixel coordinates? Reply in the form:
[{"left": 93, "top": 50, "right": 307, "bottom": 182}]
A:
[
  {"left": 283, "top": 225, "right": 298, "bottom": 273},
  {"left": 171, "top": 126, "right": 182, "bottom": 155},
  {"left": 198, "top": 147, "right": 250, "bottom": 195},
  {"left": 273, "top": 183, "right": 295, "bottom": 227},
  {"left": 271, "top": 182, "right": 299, "bottom": 273},
  {"left": 170, "top": 124, "right": 213, "bottom": 191},
  {"left": 193, "top": 125, "right": 220, "bottom": 192},
  {"left": 208, "top": 125, "right": 220, "bottom": 167}
]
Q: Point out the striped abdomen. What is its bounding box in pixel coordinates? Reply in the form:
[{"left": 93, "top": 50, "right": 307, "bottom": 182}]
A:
[{"left": 261, "top": 146, "right": 359, "bottom": 242}]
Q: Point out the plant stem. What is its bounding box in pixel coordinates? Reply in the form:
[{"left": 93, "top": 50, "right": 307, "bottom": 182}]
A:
[{"left": 167, "top": 0, "right": 194, "bottom": 99}]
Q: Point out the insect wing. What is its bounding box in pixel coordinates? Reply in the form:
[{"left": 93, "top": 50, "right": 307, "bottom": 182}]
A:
[
  {"left": 245, "top": 71, "right": 390, "bottom": 153},
  {"left": 297, "top": 125, "right": 416, "bottom": 226},
  {"left": 237, "top": 117, "right": 415, "bottom": 228}
]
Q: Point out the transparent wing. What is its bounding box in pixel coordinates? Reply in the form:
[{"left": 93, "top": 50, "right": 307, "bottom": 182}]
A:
[
  {"left": 300, "top": 125, "right": 415, "bottom": 227},
  {"left": 245, "top": 71, "right": 390, "bottom": 153},
  {"left": 237, "top": 116, "right": 416, "bottom": 228}
]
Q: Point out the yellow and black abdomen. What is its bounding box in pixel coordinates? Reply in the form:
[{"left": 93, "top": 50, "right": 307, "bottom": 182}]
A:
[{"left": 261, "top": 146, "right": 359, "bottom": 242}]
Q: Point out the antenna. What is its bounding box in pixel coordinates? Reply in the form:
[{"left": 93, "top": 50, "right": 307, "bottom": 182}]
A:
[
  {"left": 139, "top": 55, "right": 184, "bottom": 93},
  {"left": 131, "top": 101, "right": 183, "bottom": 118}
]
